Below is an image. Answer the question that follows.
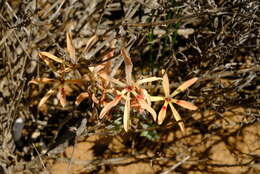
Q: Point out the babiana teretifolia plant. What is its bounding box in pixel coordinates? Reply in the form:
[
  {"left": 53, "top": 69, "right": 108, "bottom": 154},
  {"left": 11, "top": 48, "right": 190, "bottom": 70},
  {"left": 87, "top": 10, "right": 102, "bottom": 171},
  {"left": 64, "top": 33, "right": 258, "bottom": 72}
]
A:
[{"left": 29, "top": 32, "right": 198, "bottom": 132}]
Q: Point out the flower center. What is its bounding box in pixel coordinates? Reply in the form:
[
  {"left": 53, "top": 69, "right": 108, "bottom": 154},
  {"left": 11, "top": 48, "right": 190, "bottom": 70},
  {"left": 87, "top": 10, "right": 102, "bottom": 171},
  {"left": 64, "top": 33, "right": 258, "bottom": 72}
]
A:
[
  {"left": 165, "top": 97, "right": 171, "bottom": 102},
  {"left": 125, "top": 85, "right": 133, "bottom": 92}
]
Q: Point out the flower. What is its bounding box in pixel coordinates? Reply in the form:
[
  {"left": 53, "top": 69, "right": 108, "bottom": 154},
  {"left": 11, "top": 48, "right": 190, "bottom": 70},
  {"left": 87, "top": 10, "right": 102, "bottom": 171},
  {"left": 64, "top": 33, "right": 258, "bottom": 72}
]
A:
[
  {"left": 151, "top": 70, "right": 198, "bottom": 132},
  {"left": 99, "top": 48, "right": 162, "bottom": 132}
]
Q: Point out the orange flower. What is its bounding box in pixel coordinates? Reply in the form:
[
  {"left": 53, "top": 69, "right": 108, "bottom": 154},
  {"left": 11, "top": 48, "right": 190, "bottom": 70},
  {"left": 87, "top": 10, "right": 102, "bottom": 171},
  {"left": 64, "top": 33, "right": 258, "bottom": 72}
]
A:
[{"left": 151, "top": 70, "right": 198, "bottom": 132}]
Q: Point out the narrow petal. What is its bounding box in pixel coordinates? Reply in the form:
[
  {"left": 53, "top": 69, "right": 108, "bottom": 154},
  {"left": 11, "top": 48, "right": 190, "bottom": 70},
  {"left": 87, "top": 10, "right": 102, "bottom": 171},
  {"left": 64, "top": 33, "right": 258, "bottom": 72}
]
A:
[
  {"left": 150, "top": 96, "right": 164, "bottom": 102},
  {"left": 120, "top": 48, "right": 133, "bottom": 84},
  {"left": 109, "top": 77, "right": 126, "bottom": 87},
  {"left": 162, "top": 70, "right": 170, "bottom": 96},
  {"left": 75, "top": 92, "right": 89, "bottom": 105},
  {"left": 66, "top": 32, "right": 76, "bottom": 62},
  {"left": 38, "top": 88, "right": 56, "bottom": 109},
  {"left": 171, "top": 77, "right": 198, "bottom": 97},
  {"left": 174, "top": 100, "right": 198, "bottom": 110},
  {"left": 39, "top": 52, "right": 65, "bottom": 64},
  {"left": 57, "top": 86, "right": 67, "bottom": 107},
  {"left": 29, "top": 78, "right": 56, "bottom": 85},
  {"left": 38, "top": 52, "right": 57, "bottom": 72},
  {"left": 123, "top": 92, "right": 131, "bottom": 132},
  {"left": 137, "top": 98, "right": 157, "bottom": 121},
  {"left": 99, "top": 95, "right": 122, "bottom": 118},
  {"left": 169, "top": 103, "right": 185, "bottom": 132},
  {"left": 136, "top": 77, "right": 162, "bottom": 85},
  {"left": 158, "top": 102, "right": 168, "bottom": 125}
]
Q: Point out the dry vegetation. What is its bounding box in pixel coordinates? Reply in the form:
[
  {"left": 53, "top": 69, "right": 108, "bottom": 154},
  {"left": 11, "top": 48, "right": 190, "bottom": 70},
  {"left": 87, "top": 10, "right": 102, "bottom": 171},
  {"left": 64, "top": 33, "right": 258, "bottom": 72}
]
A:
[{"left": 0, "top": 0, "right": 259, "bottom": 173}]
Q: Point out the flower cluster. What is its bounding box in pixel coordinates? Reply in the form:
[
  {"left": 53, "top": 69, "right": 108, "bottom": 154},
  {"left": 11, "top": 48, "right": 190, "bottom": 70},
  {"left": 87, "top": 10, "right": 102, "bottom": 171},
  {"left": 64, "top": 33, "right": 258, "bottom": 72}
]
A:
[{"left": 29, "top": 32, "right": 198, "bottom": 132}]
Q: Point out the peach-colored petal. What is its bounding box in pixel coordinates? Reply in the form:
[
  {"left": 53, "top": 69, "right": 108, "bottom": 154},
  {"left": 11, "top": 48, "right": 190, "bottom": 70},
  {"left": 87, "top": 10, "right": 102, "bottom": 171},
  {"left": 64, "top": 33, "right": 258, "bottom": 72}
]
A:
[
  {"left": 38, "top": 88, "right": 56, "bottom": 109},
  {"left": 174, "top": 100, "right": 198, "bottom": 110},
  {"left": 162, "top": 70, "right": 170, "bottom": 96},
  {"left": 121, "top": 48, "right": 133, "bottom": 84},
  {"left": 75, "top": 92, "right": 89, "bottom": 105},
  {"left": 123, "top": 92, "right": 131, "bottom": 132},
  {"left": 169, "top": 103, "right": 185, "bottom": 132},
  {"left": 109, "top": 77, "right": 126, "bottom": 87},
  {"left": 66, "top": 32, "right": 76, "bottom": 62},
  {"left": 57, "top": 86, "right": 67, "bottom": 107},
  {"left": 171, "top": 77, "right": 198, "bottom": 97},
  {"left": 136, "top": 77, "right": 162, "bottom": 85},
  {"left": 29, "top": 78, "right": 56, "bottom": 85},
  {"left": 38, "top": 53, "right": 57, "bottom": 72},
  {"left": 137, "top": 98, "right": 157, "bottom": 121},
  {"left": 99, "top": 95, "right": 122, "bottom": 118},
  {"left": 158, "top": 102, "right": 168, "bottom": 125},
  {"left": 39, "top": 52, "right": 65, "bottom": 64}
]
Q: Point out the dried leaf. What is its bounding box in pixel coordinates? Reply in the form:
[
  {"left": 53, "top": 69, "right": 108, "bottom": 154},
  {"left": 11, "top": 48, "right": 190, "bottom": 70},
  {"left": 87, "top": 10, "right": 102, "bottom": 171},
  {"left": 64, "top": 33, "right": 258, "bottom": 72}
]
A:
[
  {"left": 57, "top": 86, "right": 67, "bottom": 107},
  {"left": 29, "top": 78, "right": 56, "bottom": 85}
]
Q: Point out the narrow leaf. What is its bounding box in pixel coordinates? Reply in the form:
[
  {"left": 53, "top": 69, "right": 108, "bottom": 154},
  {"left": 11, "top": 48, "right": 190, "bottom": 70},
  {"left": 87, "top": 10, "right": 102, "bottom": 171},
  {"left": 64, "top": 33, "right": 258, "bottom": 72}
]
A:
[
  {"left": 57, "top": 86, "right": 67, "bottom": 107},
  {"left": 29, "top": 78, "right": 56, "bottom": 85}
]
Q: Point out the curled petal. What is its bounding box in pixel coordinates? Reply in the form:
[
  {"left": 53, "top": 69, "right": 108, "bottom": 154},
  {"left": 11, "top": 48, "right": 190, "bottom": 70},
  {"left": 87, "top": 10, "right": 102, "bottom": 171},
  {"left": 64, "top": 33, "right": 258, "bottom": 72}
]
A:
[
  {"left": 123, "top": 92, "right": 131, "bottom": 132},
  {"left": 158, "top": 102, "right": 168, "bottom": 125},
  {"left": 75, "top": 92, "right": 89, "bottom": 105},
  {"left": 29, "top": 78, "right": 56, "bottom": 85},
  {"left": 99, "top": 95, "right": 122, "bottom": 118},
  {"left": 137, "top": 98, "right": 157, "bottom": 121},
  {"left": 136, "top": 77, "right": 162, "bottom": 85},
  {"left": 38, "top": 88, "right": 56, "bottom": 109},
  {"left": 171, "top": 77, "right": 198, "bottom": 97},
  {"left": 169, "top": 103, "right": 185, "bottom": 132},
  {"left": 39, "top": 52, "right": 65, "bottom": 64},
  {"left": 174, "top": 100, "right": 198, "bottom": 110},
  {"left": 121, "top": 48, "right": 133, "bottom": 84},
  {"left": 66, "top": 32, "right": 76, "bottom": 62},
  {"left": 162, "top": 70, "right": 170, "bottom": 96}
]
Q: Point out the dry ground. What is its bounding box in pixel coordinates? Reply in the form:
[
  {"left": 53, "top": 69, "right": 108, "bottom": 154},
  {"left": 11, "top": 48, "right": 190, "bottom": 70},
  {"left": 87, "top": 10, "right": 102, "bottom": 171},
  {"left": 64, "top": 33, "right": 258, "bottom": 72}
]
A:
[{"left": 0, "top": 0, "right": 259, "bottom": 174}]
